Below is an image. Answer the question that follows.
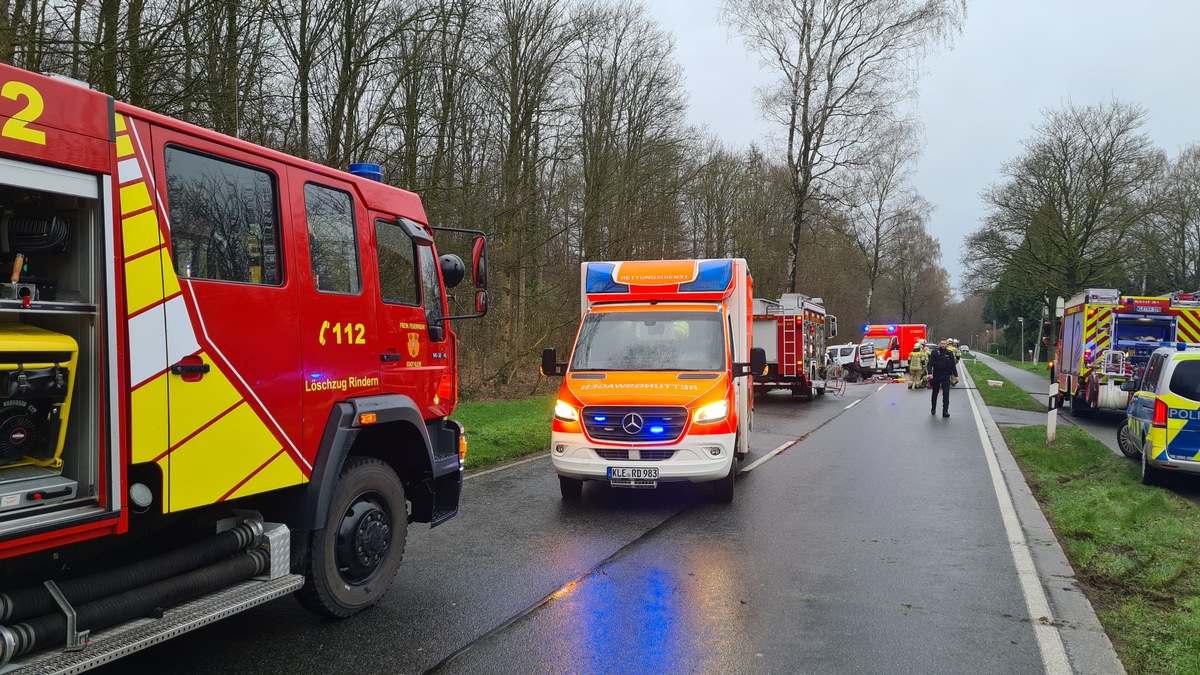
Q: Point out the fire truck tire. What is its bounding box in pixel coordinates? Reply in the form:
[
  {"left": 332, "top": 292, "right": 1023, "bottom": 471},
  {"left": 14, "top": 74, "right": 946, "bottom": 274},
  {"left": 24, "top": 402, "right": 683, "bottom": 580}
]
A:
[
  {"left": 712, "top": 453, "right": 737, "bottom": 503},
  {"left": 1069, "top": 396, "right": 1093, "bottom": 418},
  {"left": 1117, "top": 424, "right": 1141, "bottom": 459},
  {"left": 297, "top": 456, "right": 408, "bottom": 619},
  {"left": 559, "top": 475, "right": 583, "bottom": 500}
]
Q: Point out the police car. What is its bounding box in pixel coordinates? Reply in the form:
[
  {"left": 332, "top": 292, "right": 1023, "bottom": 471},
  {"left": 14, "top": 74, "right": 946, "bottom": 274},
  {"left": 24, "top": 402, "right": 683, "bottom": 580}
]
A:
[{"left": 1118, "top": 343, "right": 1200, "bottom": 485}]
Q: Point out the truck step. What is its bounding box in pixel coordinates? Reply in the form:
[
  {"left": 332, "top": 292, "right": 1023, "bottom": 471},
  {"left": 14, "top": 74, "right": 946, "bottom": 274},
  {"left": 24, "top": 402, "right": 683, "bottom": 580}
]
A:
[
  {"left": 3, "top": 575, "right": 303, "bottom": 674},
  {"left": 0, "top": 469, "right": 77, "bottom": 515}
]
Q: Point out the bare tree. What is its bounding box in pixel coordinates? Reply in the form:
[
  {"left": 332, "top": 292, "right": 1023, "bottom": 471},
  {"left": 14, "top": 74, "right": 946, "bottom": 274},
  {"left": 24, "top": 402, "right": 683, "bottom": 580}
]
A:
[
  {"left": 720, "top": 0, "right": 964, "bottom": 292},
  {"left": 963, "top": 100, "right": 1164, "bottom": 300},
  {"left": 882, "top": 220, "right": 947, "bottom": 322},
  {"left": 838, "top": 122, "right": 927, "bottom": 321}
]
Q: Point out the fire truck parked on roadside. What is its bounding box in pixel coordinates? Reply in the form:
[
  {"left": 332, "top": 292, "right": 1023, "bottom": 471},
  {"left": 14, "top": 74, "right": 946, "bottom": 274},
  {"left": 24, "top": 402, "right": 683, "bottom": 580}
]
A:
[
  {"left": 854, "top": 323, "right": 928, "bottom": 376},
  {"left": 0, "top": 62, "right": 488, "bottom": 671},
  {"left": 540, "top": 259, "right": 765, "bottom": 504},
  {"left": 751, "top": 294, "right": 838, "bottom": 399},
  {"left": 1055, "top": 289, "right": 1200, "bottom": 416}
]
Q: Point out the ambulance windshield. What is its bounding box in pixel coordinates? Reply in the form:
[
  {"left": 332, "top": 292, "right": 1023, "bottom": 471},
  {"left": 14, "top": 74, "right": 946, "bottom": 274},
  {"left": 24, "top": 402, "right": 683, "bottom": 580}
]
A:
[
  {"left": 863, "top": 337, "right": 893, "bottom": 350},
  {"left": 570, "top": 310, "right": 726, "bottom": 371}
]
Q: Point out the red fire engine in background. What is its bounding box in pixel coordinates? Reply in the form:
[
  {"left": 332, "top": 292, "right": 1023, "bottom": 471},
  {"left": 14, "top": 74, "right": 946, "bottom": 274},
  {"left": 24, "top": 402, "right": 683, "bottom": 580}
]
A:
[
  {"left": 751, "top": 294, "right": 837, "bottom": 399},
  {"left": 0, "top": 62, "right": 488, "bottom": 670}
]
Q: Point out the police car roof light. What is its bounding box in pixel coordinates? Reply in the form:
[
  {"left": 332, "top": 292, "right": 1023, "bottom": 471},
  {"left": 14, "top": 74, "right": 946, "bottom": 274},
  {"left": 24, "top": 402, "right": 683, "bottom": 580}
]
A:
[{"left": 1178, "top": 342, "right": 1187, "bottom": 351}]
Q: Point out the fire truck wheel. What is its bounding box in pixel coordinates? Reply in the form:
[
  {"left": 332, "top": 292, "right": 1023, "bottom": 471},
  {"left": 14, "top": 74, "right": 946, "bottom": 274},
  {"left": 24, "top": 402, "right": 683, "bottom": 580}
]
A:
[
  {"left": 298, "top": 456, "right": 408, "bottom": 619},
  {"left": 1068, "top": 396, "right": 1093, "bottom": 418},
  {"left": 559, "top": 475, "right": 583, "bottom": 500},
  {"left": 712, "top": 455, "right": 736, "bottom": 503},
  {"left": 1117, "top": 424, "right": 1141, "bottom": 459}
]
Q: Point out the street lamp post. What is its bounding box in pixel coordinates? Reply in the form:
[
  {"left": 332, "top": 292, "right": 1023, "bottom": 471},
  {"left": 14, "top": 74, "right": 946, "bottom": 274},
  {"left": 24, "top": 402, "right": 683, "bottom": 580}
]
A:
[{"left": 1018, "top": 317, "right": 1025, "bottom": 362}]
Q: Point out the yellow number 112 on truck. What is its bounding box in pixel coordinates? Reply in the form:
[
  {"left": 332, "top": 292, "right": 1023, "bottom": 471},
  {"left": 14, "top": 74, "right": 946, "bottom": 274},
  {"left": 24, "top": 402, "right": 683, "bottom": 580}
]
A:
[
  {"left": 541, "top": 259, "right": 766, "bottom": 503},
  {"left": 0, "top": 62, "right": 488, "bottom": 671}
]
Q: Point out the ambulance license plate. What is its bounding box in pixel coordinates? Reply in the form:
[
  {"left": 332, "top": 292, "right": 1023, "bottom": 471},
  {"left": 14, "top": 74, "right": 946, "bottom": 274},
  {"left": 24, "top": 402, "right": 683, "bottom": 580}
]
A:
[{"left": 607, "top": 467, "right": 659, "bottom": 480}]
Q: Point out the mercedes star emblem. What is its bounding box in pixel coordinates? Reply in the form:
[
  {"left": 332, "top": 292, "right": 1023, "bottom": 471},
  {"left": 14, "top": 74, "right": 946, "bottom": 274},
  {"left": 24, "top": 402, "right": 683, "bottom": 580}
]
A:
[{"left": 622, "top": 413, "right": 644, "bottom": 434}]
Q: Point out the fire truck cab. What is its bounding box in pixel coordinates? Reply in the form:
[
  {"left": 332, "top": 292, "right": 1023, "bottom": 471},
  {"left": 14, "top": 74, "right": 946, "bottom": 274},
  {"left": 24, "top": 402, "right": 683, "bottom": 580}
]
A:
[{"left": 0, "top": 62, "right": 487, "bottom": 670}]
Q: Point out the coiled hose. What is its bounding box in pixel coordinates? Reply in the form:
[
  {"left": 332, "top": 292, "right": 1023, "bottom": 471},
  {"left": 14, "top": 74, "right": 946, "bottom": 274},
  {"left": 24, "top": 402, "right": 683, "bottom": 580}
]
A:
[
  {"left": 0, "top": 548, "right": 269, "bottom": 665},
  {"left": 0, "top": 520, "right": 262, "bottom": 624}
]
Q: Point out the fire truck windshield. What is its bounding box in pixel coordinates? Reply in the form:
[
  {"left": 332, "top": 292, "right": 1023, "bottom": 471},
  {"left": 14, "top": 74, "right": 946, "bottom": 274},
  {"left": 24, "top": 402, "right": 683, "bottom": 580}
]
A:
[{"left": 570, "top": 310, "right": 726, "bottom": 372}]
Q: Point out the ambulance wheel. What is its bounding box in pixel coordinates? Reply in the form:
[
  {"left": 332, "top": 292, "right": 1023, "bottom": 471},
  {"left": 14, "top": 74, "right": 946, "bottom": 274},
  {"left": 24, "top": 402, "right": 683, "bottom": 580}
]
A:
[
  {"left": 713, "top": 455, "right": 737, "bottom": 503},
  {"left": 559, "top": 475, "right": 583, "bottom": 500},
  {"left": 1141, "top": 444, "right": 1164, "bottom": 486},
  {"left": 1117, "top": 424, "right": 1141, "bottom": 459},
  {"left": 298, "top": 456, "right": 408, "bottom": 619}
]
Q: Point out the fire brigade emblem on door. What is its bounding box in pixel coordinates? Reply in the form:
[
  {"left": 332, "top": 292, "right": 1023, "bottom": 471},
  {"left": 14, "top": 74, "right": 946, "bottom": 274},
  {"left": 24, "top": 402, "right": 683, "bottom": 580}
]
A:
[{"left": 407, "top": 332, "right": 421, "bottom": 358}]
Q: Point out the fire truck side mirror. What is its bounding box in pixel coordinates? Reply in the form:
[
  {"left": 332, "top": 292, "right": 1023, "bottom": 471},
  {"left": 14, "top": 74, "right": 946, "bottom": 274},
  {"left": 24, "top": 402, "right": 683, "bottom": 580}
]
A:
[
  {"left": 827, "top": 315, "right": 838, "bottom": 338},
  {"left": 475, "top": 290, "right": 489, "bottom": 315},
  {"left": 471, "top": 237, "right": 488, "bottom": 288},
  {"left": 541, "top": 348, "right": 566, "bottom": 377}
]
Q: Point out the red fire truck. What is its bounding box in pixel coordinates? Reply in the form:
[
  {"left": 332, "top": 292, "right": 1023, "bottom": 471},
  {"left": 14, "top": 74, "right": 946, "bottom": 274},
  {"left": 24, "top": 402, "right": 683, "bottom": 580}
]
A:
[
  {"left": 1055, "top": 289, "right": 1200, "bottom": 415},
  {"left": 751, "top": 294, "right": 837, "bottom": 399},
  {"left": 0, "top": 63, "right": 488, "bottom": 670}
]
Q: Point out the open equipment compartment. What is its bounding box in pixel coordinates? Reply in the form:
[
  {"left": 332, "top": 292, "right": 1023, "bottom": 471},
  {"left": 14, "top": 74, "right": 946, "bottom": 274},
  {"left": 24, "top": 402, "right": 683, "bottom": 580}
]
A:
[{"left": 0, "top": 157, "right": 102, "bottom": 530}]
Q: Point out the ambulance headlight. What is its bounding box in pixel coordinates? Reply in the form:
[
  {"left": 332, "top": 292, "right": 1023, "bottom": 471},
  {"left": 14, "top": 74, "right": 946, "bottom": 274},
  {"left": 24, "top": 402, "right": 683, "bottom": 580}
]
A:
[
  {"left": 693, "top": 400, "right": 729, "bottom": 424},
  {"left": 554, "top": 400, "right": 579, "bottom": 422}
]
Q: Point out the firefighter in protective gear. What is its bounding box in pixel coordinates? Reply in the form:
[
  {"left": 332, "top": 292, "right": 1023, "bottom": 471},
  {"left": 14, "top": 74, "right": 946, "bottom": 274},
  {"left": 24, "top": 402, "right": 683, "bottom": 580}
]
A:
[
  {"left": 947, "top": 338, "right": 960, "bottom": 366},
  {"left": 907, "top": 340, "right": 928, "bottom": 389}
]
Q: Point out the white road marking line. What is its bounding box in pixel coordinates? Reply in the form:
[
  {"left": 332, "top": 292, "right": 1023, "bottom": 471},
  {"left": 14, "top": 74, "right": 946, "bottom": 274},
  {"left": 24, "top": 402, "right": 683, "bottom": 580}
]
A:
[
  {"left": 740, "top": 441, "right": 796, "bottom": 473},
  {"left": 844, "top": 399, "right": 861, "bottom": 410},
  {"left": 964, "top": 371, "right": 1071, "bottom": 674},
  {"left": 465, "top": 453, "right": 549, "bottom": 480},
  {"left": 876, "top": 383, "right": 888, "bottom": 392}
]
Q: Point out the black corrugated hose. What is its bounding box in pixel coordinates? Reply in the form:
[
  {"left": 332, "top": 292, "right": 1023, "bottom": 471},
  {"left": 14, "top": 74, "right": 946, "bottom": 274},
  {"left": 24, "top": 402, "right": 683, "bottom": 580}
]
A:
[
  {"left": 0, "top": 521, "right": 262, "bottom": 624},
  {"left": 0, "top": 548, "right": 269, "bottom": 663}
]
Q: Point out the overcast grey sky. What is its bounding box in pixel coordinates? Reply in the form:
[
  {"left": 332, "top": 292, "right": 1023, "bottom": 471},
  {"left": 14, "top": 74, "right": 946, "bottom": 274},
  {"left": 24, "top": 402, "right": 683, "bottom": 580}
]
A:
[{"left": 644, "top": 0, "right": 1200, "bottom": 292}]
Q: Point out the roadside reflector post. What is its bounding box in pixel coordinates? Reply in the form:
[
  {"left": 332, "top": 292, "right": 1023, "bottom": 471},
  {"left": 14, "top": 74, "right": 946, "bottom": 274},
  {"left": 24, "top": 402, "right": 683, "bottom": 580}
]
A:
[{"left": 1047, "top": 380, "right": 1058, "bottom": 445}]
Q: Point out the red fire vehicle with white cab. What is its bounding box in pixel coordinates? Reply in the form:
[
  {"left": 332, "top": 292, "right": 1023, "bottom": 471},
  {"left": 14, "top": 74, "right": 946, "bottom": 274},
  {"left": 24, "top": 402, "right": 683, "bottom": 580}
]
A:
[
  {"left": 0, "top": 62, "right": 488, "bottom": 670},
  {"left": 854, "top": 323, "right": 927, "bottom": 375}
]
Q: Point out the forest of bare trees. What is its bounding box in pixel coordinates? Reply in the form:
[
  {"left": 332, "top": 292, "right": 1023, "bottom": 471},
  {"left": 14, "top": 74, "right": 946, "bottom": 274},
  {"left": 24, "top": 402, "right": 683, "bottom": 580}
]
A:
[{"left": 0, "top": 0, "right": 958, "bottom": 395}]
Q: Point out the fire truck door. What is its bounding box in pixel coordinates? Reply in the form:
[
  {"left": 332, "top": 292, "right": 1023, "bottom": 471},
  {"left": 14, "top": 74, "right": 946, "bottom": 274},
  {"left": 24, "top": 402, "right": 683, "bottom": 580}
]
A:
[
  {"left": 372, "top": 217, "right": 448, "bottom": 416},
  {"left": 148, "top": 135, "right": 305, "bottom": 512},
  {"left": 292, "top": 174, "right": 380, "bottom": 461}
]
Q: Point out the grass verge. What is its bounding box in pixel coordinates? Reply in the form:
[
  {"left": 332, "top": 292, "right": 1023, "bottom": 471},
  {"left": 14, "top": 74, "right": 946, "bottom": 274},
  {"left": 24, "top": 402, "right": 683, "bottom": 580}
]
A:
[
  {"left": 1002, "top": 425, "right": 1200, "bottom": 675},
  {"left": 962, "top": 359, "right": 1045, "bottom": 412},
  {"left": 454, "top": 395, "right": 553, "bottom": 470},
  {"left": 985, "top": 351, "right": 1053, "bottom": 375}
]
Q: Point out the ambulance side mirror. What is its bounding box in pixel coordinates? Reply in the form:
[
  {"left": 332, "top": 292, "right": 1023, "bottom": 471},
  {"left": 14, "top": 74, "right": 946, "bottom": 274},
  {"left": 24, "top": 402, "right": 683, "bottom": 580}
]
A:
[
  {"left": 736, "top": 347, "right": 767, "bottom": 378},
  {"left": 541, "top": 348, "right": 566, "bottom": 377}
]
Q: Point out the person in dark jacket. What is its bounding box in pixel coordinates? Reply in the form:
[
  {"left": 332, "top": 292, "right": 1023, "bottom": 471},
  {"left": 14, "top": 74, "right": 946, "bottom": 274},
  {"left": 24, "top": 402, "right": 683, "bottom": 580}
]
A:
[{"left": 927, "top": 338, "right": 957, "bottom": 417}]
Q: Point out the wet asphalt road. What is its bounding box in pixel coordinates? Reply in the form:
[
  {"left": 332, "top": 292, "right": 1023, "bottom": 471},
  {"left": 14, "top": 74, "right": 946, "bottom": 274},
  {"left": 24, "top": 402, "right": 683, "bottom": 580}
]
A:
[{"left": 96, "top": 373, "right": 1120, "bottom": 674}]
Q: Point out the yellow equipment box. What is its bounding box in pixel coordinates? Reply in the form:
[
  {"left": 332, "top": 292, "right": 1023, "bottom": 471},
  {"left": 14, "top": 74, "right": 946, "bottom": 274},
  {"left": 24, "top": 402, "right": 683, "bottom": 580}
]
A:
[{"left": 0, "top": 322, "right": 78, "bottom": 469}]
